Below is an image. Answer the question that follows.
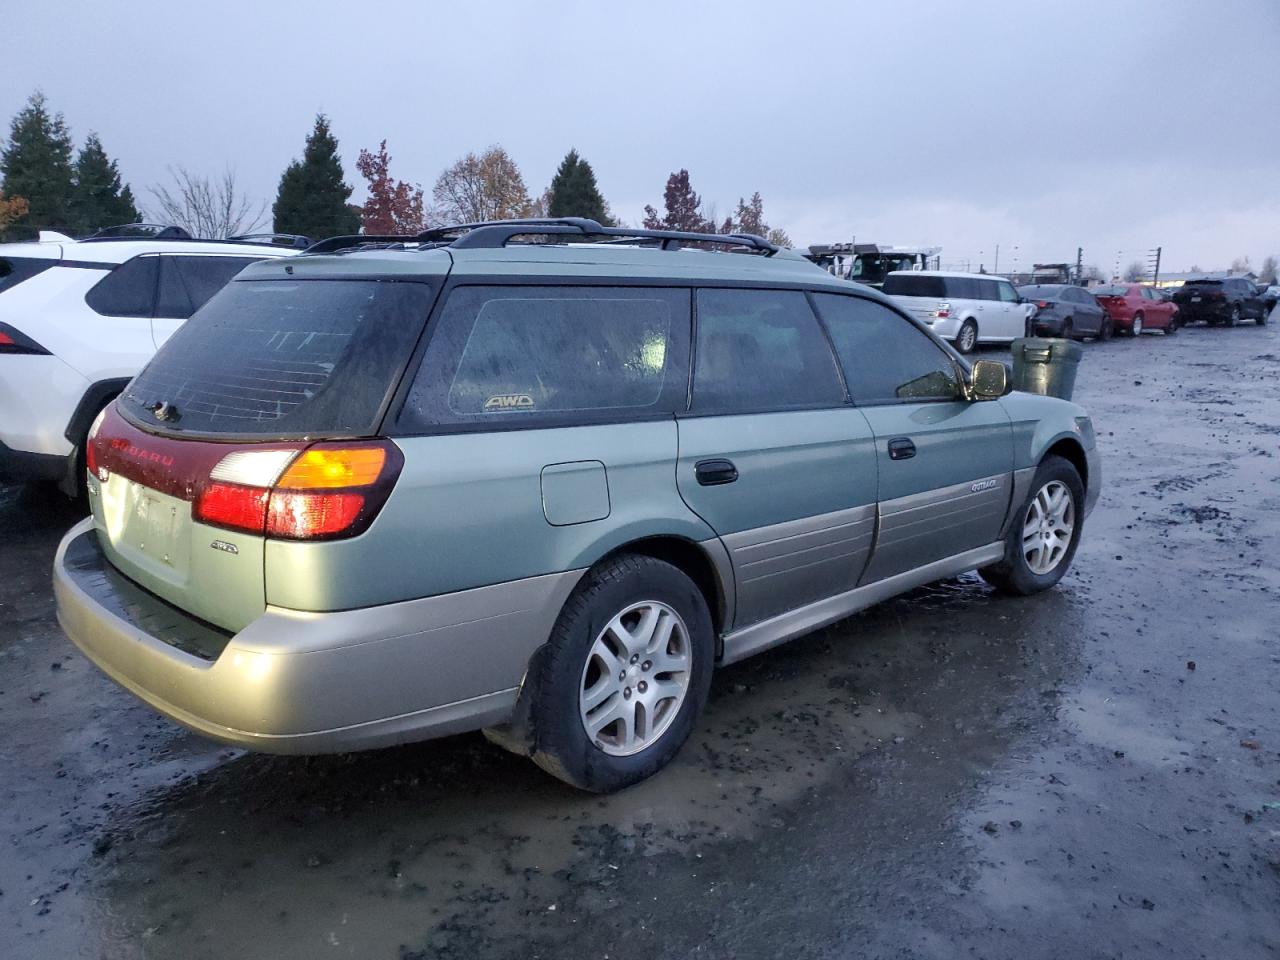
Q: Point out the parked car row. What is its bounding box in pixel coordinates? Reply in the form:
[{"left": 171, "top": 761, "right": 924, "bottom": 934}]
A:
[
  {"left": 26, "top": 216, "right": 1102, "bottom": 792},
  {"left": 879, "top": 268, "right": 1271, "bottom": 354}
]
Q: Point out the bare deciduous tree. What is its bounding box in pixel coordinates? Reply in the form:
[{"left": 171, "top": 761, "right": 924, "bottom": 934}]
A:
[
  {"left": 1123, "top": 260, "right": 1146, "bottom": 282},
  {"left": 1259, "top": 255, "right": 1278, "bottom": 285},
  {"left": 431, "top": 146, "right": 533, "bottom": 224},
  {"left": 148, "top": 166, "right": 266, "bottom": 238}
]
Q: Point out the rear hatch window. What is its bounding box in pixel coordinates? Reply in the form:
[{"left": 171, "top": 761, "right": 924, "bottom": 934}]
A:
[
  {"left": 0, "top": 256, "right": 56, "bottom": 295},
  {"left": 1092, "top": 285, "right": 1129, "bottom": 297},
  {"left": 119, "top": 279, "right": 436, "bottom": 437},
  {"left": 882, "top": 275, "right": 947, "bottom": 298}
]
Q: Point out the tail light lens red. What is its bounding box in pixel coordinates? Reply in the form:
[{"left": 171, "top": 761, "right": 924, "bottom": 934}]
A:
[
  {"left": 193, "top": 440, "right": 403, "bottom": 541},
  {"left": 1036, "top": 300, "right": 1050, "bottom": 309},
  {"left": 0, "top": 323, "right": 51, "bottom": 356}
]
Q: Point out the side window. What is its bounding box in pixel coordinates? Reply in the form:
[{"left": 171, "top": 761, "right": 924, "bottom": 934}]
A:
[
  {"left": 997, "top": 282, "right": 1019, "bottom": 303},
  {"left": 399, "top": 285, "right": 688, "bottom": 429},
  {"left": 155, "top": 256, "right": 263, "bottom": 319},
  {"left": 691, "top": 289, "right": 844, "bottom": 415},
  {"left": 811, "top": 293, "right": 963, "bottom": 405},
  {"left": 156, "top": 257, "right": 194, "bottom": 318},
  {"left": 84, "top": 255, "right": 158, "bottom": 317},
  {"left": 979, "top": 279, "right": 1001, "bottom": 301}
]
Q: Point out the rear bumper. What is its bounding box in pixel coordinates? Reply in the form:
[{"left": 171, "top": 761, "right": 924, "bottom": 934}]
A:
[{"left": 54, "top": 518, "right": 583, "bottom": 754}]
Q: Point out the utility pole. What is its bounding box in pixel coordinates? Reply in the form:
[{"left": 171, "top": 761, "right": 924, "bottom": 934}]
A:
[
  {"left": 1147, "top": 246, "right": 1162, "bottom": 286},
  {"left": 1075, "top": 246, "right": 1083, "bottom": 285},
  {"left": 994, "top": 243, "right": 1000, "bottom": 274}
]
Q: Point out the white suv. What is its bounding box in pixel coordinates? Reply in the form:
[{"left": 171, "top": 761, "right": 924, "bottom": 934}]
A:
[
  {"left": 882, "top": 270, "right": 1034, "bottom": 354},
  {"left": 0, "top": 226, "right": 301, "bottom": 494}
]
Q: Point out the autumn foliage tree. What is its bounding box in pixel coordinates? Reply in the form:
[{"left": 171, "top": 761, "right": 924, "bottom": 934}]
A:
[
  {"left": 643, "top": 169, "right": 711, "bottom": 233},
  {"left": 0, "top": 192, "right": 29, "bottom": 232},
  {"left": 432, "top": 146, "right": 533, "bottom": 224},
  {"left": 355, "top": 140, "right": 424, "bottom": 234}
]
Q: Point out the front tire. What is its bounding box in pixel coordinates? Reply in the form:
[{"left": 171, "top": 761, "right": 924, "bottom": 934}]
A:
[
  {"left": 956, "top": 319, "right": 978, "bottom": 354},
  {"left": 1228, "top": 305, "right": 1240, "bottom": 327},
  {"left": 979, "top": 455, "right": 1084, "bottom": 596},
  {"left": 527, "top": 554, "right": 714, "bottom": 792},
  {"left": 1061, "top": 318, "right": 1074, "bottom": 341}
]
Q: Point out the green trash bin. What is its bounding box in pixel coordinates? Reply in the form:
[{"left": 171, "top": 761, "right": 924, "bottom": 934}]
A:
[{"left": 1010, "top": 337, "right": 1083, "bottom": 400}]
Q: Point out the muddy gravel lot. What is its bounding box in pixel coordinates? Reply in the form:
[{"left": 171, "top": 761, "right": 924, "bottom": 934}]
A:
[{"left": 2, "top": 321, "right": 1279, "bottom": 960}]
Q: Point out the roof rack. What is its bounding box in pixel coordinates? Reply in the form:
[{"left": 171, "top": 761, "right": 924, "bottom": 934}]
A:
[
  {"left": 226, "top": 232, "right": 313, "bottom": 249},
  {"left": 81, "top": 224, "right": 313, "bottom": 248},
  {"left": 85, "top": 223, "right": 194, "bottom": 241},
  {"left": 304, "top": 218, "right": 780, "bottom": 257}
]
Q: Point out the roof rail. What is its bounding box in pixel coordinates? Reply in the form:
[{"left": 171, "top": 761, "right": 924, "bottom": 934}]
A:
[
  {"left": 85, "top": 223, "right": 194, "bottom": 241},
  {"left": 226, "top": 232, "right": 313, "bottom": 249},
  {"left": 304, "top": 218, "right": 780, "bottom": 257}
]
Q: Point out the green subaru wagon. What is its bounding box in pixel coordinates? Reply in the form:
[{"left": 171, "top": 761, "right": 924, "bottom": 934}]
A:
[{"left": 53, "top": 218, "right": 1100, "bottom": 792}]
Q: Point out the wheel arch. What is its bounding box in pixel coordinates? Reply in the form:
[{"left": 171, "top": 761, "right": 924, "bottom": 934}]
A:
[
  {"left": 1043, "top": 436, "right": 1088, "bottom": 491},
  {"left": 595, "top": 534, "right": 733, "bottom": 645}
]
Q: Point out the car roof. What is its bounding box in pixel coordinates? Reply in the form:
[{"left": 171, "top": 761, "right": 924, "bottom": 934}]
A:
[
  {"left": 0, "top": 237, "right": 296, "bottom": 264},
  {"left": 886, "top": 270, "right": 1013, "bottom": 281},
  {"left": 238, "top": 241, "right": 863, "bottom": 291}
]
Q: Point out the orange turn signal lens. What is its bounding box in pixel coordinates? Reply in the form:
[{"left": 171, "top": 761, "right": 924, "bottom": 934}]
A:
[{"left": 276, "top": 447, "right": 387, "bottom": 489}]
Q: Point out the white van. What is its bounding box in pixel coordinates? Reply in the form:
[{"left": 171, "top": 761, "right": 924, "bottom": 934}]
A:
[{"left": 882, "top": 271, "right": 1033, "bottom": 353}]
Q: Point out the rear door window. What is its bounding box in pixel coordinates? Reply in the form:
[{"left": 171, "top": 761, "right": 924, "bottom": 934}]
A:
[
  {"left": 811, "top": 293, "right": 962, "bottom": 404},
  {"left": 121, "top": 279, "right": 435, "bottom": 436},
  {"left": 399, "top": 285, "right": 689, "bottom": 430},
  {"left": 0, "top": 256, "right": 56, "bottom": 295},
  {"left": 155, "top": 255, "right": 264, "bottom": 319},
  {"left": 691, "top": 288, "right": 844, "bottom": 415},
  {"left": 882, "top": 274, "right": 946, "bottom": 298},
  {"left": 996, "top": 281, "right": 1019, "bottom": 302},
  {"left": 85, "top": 255, "right": 158, "bottom": 317}
]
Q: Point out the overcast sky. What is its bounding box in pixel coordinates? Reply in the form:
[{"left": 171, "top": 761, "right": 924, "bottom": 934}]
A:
[{"left": 5, "top": 0, "right": 1278, "bottom": 273}]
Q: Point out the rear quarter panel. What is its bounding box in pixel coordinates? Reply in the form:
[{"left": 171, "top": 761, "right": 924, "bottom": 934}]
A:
[{"left": 264, "top": 420, "right": 715, "bottom": 611}]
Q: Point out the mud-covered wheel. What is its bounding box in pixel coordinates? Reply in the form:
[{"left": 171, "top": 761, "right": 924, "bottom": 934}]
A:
[
  {"left": 1098, "top": 316, "right": 1114, "bottom": 341},
  {"left": 956, "top": 319, "right": 978, "bottom": 354},
  {"left": 980, "top": 455, "right": 1084, "bottom": 596},
  {"left": 525, "top": 554, "right": 714, "bottom": 792}
]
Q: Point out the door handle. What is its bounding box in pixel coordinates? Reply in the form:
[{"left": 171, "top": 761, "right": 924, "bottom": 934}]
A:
[
  {"left": 887, "top": 438, "right": 916, "bottom": 461},
  {"left": 695, "top": 458, "right": 738, "bottom": 486}
]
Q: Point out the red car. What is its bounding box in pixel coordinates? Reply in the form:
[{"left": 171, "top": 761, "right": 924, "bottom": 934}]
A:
[{"left": 1091, "top": 284, "right": 1179, "bottom": 336}]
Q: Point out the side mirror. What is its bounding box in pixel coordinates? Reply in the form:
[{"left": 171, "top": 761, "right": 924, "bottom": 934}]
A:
[{"left": 969, "top": 359, "right": 1008, "bottom": 400}]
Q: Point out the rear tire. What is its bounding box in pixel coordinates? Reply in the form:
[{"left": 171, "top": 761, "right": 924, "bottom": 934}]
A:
[
  {"left": 1098, "top": 316, "right": 1114, "bottom": 341},
  {"left": 979, "top": 455, "right": 1084, "bottom": 596},
  {"left": 1130, "top": 313, "right": 1144, "bottom": 337},
  {"left": 526, "top": 554, "right": 714, "bottom": 792},
  {"left": 956, "top": 319, "right": 978, "bottom": 354},
  {"left": 1258, "top": 305, "right": 1269, "bottom": 326},
  {"left": 1166, "top": 316, "right": 1178, "bottom": 334},
  {"left": 1061, "top": 318, "right": 1074, "bottom": 341},
  {"left": 1228, "top": 305, "right": 1240, "bottom": 327}
]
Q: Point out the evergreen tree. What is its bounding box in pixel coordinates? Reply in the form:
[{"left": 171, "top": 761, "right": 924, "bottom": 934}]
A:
[
  {"left": 273, "top": 114, "right": 360, "bottom": 240},
  {"left": 547, "top": 148, "right": 611, "bottom": 224},
  {"left": 1, "top": 92, "right": 75, "bottom": 231},
  {"left": 70, "top": 133, "right": 139, "bottom": 234}
]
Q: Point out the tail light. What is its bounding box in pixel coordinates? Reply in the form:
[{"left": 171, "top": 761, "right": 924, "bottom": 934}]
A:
[
  {"left": 0, "top": 322, "right": 51, "bottom": 355},
  {"left": 934, "top": 301, "right": 951, "bottom": 319},
  {"left": 194, "top": 441, "right": 403, "bottom": 541},
  {"left": 85, "top": 406, "right": 108, "bottom": 477},
  {"left": 1035, "top": 300, "right": 1051, "bottom": 309}
]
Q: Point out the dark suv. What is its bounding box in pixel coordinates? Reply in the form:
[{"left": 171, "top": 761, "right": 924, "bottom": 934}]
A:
[{"left": 1172, "top": 278, "right": 1268, "bottom": 326}]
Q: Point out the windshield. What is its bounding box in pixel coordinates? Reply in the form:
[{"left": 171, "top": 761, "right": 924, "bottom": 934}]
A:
[
  {"left": 1018, "top": 285, "right": 1064, "bottom": 298},
  {"left": 1183, "top": 279, "right": 1223, "bottom": 287},
  {"left": 120, "top": 278, "right": 435, "bottom": 437}
]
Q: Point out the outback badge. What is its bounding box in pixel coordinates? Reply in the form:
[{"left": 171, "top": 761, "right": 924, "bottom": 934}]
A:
[
  {"left": 970, "top": 478, "right": 999, "bottom": 493},
  {"left": 483, "top": 393, "right": 535, "bottom": 412}
]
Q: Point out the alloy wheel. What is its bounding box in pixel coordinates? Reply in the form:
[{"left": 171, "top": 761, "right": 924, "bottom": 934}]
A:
[
  {"left": 959, "top": 322, "right": 977, "bottom": 353},
  {"left": 1022, "top": 480, "right": 1075, "bottom": 575},
  {"left": 579, "top": 600, "right": 691, "bottom": 757},
  {"left": 1132, "top": 314, "right": 1143, "bottom": 336}
]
